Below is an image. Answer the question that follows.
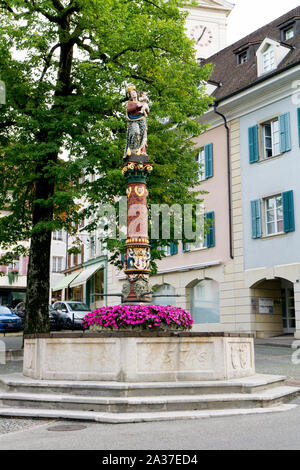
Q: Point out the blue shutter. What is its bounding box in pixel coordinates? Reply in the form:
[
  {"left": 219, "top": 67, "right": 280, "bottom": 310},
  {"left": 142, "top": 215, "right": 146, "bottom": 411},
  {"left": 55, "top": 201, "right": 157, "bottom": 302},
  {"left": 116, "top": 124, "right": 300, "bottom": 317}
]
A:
[
  {"left": 298, "top": 108, "right": 300, "bottom": 147},
  {"left": 204, "top": 143, "right": 213, "bottom": 178},
  {"left": 250, "top": 200, "right": 262, "bottom": 239},
  {"left": 279, "top": 113, "right": 291, "bottom": 153},
  {"left": 283, "top": 190, "right": 295, "bottom": 233},
  {"left": 170, "top": 242, "right": 178, "bottom": 255},
  {"left": 248, "top": 125, "right": 259, "bottom": 163},
  {"left": 205, "top": 212, "right": 215, "bottom": 248}
]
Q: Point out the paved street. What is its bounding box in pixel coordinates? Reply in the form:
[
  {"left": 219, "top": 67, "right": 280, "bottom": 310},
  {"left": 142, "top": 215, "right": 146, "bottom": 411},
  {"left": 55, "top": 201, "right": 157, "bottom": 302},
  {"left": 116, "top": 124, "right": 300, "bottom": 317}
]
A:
[
  {"left": 0, "top": 344, "right": 299, "bottom": 450},
  {"left": 0, "top": 335, "right": 23, "bottom": 351}
]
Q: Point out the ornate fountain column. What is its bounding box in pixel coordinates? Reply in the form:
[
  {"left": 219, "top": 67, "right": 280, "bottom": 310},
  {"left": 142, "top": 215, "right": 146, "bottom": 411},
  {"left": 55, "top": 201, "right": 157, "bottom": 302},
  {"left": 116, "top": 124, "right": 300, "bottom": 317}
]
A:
[
  {"left": 121, "top": 85, "right": 153, "bottom": 303},
  {"left": 122, "top": 156, "right": 153, "bottom": 303}
]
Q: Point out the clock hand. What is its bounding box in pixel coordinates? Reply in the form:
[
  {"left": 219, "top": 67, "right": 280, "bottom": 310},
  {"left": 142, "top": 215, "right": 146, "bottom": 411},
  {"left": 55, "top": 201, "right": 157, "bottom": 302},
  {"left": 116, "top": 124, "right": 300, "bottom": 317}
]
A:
[{"left": 196, "top": 27, "right": 207, "bottom": 44}]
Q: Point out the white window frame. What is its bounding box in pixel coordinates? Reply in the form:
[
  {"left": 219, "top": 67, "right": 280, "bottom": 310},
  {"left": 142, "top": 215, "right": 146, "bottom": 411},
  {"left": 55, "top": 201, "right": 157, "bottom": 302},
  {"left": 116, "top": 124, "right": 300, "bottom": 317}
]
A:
[
  {"left": 262, "top": 118, "right": 280, "bottom": 159},
  {"left": 183, "top": 211, "right": 206, "bottom": 251},
  {"left": 53, "top": 230, "right": 63, "bottom": 241},
  {"left": 264, "top": 194, "right": 284, "bottom": 236},
  {"left": 284, "top": 27, "right": 294, "bottom": 40},
  {"left": 161, "top": 245, "right": 171, "bottom": 257},
  {"left": 52, "top": 256, "right": 63, "bottom": 273},
  {"left": 238, "top": 51, "right": 248, "bottom": 65},
  {"left": 89, "top": 233, "right": 96, "bottom": 258},
  {"left": 262, "top": 45, "right": 275, "bottom": 73},
  {"left": 196, "top": 148, "right": 205, "bottom": 182}
]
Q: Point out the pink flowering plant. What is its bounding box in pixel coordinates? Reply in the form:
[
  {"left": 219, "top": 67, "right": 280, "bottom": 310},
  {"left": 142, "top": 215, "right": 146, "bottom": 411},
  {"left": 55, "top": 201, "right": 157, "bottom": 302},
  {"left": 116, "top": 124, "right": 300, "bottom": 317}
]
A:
[{"left": 82, "top": 305, "right": 193, "bottom": 331}]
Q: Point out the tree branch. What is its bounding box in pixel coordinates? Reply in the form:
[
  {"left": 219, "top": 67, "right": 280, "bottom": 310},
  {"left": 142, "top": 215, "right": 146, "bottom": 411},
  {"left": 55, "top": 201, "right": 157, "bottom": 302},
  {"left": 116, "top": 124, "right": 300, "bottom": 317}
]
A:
[
  {"left": 39, "top": 43, "right": 62, "bottom": 83},
  {"left": 23, "top": 0, "right": 61, "bottom": 23},
  {"left": 0, "top": 1, "right": 14, "bottom": 13},
  {"left": 51, "top": 0, "right": 64, "bottom": 11}
]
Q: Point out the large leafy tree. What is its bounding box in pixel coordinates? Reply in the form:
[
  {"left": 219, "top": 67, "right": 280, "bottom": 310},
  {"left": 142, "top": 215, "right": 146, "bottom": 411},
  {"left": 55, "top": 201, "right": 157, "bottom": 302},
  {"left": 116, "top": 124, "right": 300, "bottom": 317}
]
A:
[{"left": 0, "top": 0, "right": 212, "bottom": 334}]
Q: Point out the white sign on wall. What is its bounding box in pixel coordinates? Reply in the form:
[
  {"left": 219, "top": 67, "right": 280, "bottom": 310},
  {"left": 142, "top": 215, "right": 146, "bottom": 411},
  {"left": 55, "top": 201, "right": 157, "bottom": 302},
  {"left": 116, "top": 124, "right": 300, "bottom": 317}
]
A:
[{"left": 259, "top": 298, "right": 274, "bottom": 314}]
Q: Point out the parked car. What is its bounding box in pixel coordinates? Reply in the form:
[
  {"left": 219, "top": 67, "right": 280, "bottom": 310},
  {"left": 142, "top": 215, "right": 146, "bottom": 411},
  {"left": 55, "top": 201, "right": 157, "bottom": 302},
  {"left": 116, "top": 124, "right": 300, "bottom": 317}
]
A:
[
  {"left": 49, "top": 305, "right": 63, "bottom": 331},
  {"left": 13, "top": 301, "right": 25, "bottom": 319},
  {"left": 52, "top": 301, "right": 91, "bottom": 329},
  {"left": 13, "top": 303, "right": 62, "bottom": 331},
  {"left": 0, "top": 306, "right": 23, "bottom": 333}
]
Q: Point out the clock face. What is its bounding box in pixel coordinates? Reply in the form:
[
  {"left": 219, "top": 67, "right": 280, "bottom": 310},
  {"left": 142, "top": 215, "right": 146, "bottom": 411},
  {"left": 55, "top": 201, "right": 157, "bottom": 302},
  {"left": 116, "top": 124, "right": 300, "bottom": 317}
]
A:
[{"left": 189, "top": 24, "right": 214, "bottom": 50}]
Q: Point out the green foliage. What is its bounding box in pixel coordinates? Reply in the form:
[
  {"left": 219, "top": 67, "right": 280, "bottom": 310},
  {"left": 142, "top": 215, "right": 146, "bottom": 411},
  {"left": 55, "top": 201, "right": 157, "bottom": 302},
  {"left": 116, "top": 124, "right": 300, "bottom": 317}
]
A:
[{"left": 0, "top": 0, "right": 213, "bottom": 266}]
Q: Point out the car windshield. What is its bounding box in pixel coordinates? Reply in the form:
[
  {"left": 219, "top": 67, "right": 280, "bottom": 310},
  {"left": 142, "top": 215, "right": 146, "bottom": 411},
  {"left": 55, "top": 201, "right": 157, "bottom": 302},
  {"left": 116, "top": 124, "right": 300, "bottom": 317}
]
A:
[
  {"left": 68, "top": 303, "right": 90, "bottom": 311},
  {"left": 0, "top": 306, "right": 12, "bottom": 315}
]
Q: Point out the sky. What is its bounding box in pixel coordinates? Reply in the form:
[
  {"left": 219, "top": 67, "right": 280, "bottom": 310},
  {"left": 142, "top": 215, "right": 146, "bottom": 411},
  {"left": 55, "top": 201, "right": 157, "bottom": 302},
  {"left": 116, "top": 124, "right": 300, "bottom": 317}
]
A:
[{"left": 227, "top": 0, "right": 300, "bottom": 45}]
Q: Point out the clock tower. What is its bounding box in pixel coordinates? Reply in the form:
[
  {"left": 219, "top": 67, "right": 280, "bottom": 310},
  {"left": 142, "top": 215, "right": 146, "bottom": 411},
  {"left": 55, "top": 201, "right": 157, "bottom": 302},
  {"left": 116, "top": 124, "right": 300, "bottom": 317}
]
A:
[{"left": 184, "top": 0, "right": 234, "bottom": 60}]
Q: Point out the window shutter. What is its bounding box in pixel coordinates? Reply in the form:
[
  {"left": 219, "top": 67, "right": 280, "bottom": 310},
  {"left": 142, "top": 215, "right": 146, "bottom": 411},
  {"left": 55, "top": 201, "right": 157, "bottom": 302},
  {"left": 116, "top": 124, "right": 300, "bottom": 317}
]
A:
[
  {"left": 205, "top": 212, "right": 215, "bottom": 248},
  {"left": 248, "top": 125, "right": 259, "bottom": 163},
  {"left": 298, "top": 108, "right": 300, "bottom": 147},
  {"left": 170, "top": 242, "right": 178, "bottom": 255},
  {"left": 250, "top": 200, "right": 262, "bottom": 239},
  {"left": 279, "top": 112, "right": 291, "bottom": 153},
  {"left": 204, "top": 143, "right": 213, "bottom": 178},
  {"left": 283, "top": 190, "right": 295, "bottom": 233}
]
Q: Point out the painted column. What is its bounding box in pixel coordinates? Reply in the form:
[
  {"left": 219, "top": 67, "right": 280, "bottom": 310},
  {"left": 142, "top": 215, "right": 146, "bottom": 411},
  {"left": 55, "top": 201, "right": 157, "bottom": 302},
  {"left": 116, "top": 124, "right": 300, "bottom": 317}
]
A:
[{"left": 121, "top": 160, "right": 153, "bottom": 303}]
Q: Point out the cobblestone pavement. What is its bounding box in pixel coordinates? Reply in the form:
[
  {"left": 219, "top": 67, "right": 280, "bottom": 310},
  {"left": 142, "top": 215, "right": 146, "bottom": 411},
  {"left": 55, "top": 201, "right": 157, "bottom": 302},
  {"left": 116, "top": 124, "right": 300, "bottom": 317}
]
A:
[{"left": 0, "top": 418, "right": 51, "bottom": 436}]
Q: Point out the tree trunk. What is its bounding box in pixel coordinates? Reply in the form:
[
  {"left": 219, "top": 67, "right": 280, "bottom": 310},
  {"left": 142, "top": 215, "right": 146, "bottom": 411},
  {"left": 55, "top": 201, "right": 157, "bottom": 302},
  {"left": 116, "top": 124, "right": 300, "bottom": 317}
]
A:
[
  {"left": 24, "top": 229, "right": 52, "bottom": 334},
  {"left": 24, "top": 169, "right": 55, "bottom": 334},
  {"left": 24, "top": 14, "right": 74, "bottom": 334}
]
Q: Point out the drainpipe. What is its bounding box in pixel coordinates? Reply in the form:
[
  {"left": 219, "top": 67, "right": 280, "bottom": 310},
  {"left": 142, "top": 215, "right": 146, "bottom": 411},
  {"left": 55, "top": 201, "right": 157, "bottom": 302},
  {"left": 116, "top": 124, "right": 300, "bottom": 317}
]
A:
[{"left": 213, "top": 103, "right": 234, "bottom": 260}]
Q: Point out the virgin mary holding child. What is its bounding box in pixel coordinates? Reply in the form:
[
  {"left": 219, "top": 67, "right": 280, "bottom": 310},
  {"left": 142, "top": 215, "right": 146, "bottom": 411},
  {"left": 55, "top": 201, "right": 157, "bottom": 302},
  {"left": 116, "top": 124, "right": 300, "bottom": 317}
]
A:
[{"left": 124, "top": 85, "right": 150, "bottom": 159}]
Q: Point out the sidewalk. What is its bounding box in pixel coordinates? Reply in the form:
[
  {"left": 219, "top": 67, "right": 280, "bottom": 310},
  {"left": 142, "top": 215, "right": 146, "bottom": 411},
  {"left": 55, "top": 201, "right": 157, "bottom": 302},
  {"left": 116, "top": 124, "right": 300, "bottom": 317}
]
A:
[{"left": 255, "top": 335, "right": 295, "bottom": 349}]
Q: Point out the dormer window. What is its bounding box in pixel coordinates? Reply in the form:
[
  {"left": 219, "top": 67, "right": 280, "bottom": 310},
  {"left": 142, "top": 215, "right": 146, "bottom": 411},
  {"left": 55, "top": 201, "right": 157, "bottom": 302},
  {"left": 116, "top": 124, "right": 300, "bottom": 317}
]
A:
[
  {"left": 237, "top": 50, "right": 248, "bottom": 65},
  {"left": 284, "top": 26, "right": 294, "bottom": 40},
  {"left": 256, "top": 38, "right": 290, "bottom": 77},
  {"left": 278, "top": 17, "right": 299, "bottom": 42},
  {"left": 262, "top": 45, "right": 275, "bottom": 73}
]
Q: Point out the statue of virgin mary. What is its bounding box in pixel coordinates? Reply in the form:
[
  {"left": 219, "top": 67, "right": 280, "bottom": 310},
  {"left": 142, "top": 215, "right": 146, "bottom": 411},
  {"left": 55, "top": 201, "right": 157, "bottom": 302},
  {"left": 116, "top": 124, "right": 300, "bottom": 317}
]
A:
[{"left": 124, "top": 85, "right": 149, "bottom": 158}]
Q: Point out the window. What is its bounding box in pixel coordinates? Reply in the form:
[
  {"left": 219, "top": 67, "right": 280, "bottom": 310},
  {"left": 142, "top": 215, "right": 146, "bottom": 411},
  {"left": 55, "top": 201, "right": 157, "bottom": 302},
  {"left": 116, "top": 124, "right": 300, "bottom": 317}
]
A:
[
  {"left": 284, "top": 27, "right": 294, "bottom": 40},
  {"left": 53, "top": 230, "right": 63, "bottom": 241},
  {"left": 183, "top": 212, "right": 215, "bottom": 251},
  {"left": 8, "top": 260, "right": 19, "bottom": 272},
  {"left": 89, "top": 234, "right": 96, "bottom": 258},
  {"left": 262, "top": 45, "right": 275, "bottom": 73},
  {"left": 248, "top": 113, "right": 291, "bottom": 163},
  {"left": 237, "top": 50, "right": 248, "bottom": 65},
  {"left": 195, "top": 144, "right": 213, "bottom": 181},
  {"left": 190, "top": 279, "right": 220, "bottom": 324},
  {"left": 251, "top": 191, "right": 295, "bottom": 239},
  {"left": 196, "top": 148, "right": 205, "bottom": 182},
  {"left": 160, "top": 243, "right": 178, "bottom": 257},
  {"left": 262, "top": 119, "right": 280, "bottom": 158},
  {"left": 52, "top": 256, "right": 63, "bottom": 273},
  {"left": 92, "top": 269, "right": 104, "bottom": 302},
  {"left": 153, "top": 284, "right": 176, "bottom": 307},
  {"left": 265, "top": 195, "right": 284, "bottom": 235}
]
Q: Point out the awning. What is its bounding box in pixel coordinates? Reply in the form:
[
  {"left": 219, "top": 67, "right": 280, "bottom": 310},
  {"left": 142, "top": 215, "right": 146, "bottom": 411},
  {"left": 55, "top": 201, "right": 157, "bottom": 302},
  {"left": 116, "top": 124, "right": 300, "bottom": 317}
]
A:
[
  {"left": 69, "top": 262, "right": 104, "bottom": 288},
  {"left": 52, "top": 271, "right": 81, "bottom": 292}
]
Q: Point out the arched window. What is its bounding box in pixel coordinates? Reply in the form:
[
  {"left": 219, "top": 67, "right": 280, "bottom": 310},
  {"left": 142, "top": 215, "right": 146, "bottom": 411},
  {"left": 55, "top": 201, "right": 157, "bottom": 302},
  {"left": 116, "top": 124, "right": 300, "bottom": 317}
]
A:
[
  {"left": 153, "top": 284, "right": 176, "bottom": 306},
  {"left": 190, "top": 279, "right": 220, "bottom": 324}
]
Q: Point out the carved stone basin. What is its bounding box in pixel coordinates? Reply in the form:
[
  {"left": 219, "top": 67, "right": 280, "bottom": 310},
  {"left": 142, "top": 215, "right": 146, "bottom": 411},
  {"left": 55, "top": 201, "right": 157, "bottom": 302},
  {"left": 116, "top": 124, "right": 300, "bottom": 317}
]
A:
[{"left": 23, "top": 332, "right": 255, "bottom": 382}]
